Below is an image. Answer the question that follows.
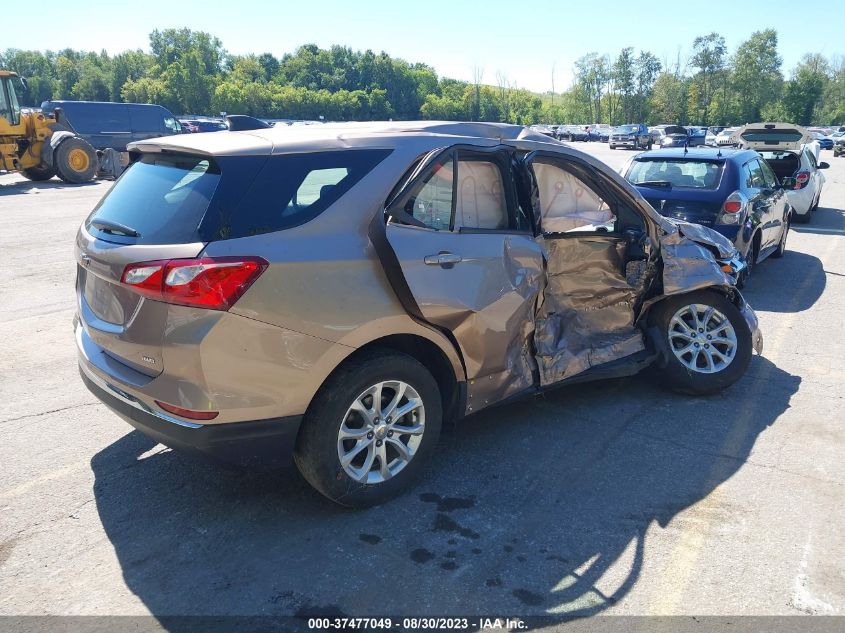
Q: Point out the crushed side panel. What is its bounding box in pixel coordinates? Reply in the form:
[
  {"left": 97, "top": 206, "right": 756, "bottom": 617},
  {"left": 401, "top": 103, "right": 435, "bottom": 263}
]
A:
[
  {"left": 658, "top": 221, "right": 736, "bottom": 297},
  {"left": 463, "top": 235, "right": 544, "bottom": 411},
  {"left": 534, "top": 236, "right": 645, "bottom": 386}
]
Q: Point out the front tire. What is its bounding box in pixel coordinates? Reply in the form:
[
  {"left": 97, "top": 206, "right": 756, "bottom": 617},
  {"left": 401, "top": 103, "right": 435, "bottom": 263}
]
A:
[
  {"left": 650, "top": 291, "right": 752, "bottom": 395},
  {"left": 55, "top": 137, "right": 98, "bottom": 184},
  {"left": 22, "top": 166, "right": 57, "bottom": 181},
  {"left": 295, "top": 350, "right": 442, "bottom": 508}
]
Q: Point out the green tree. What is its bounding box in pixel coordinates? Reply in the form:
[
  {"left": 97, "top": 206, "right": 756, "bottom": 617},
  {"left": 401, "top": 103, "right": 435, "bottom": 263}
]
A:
[
  {"left": 781, "top": 54, "right": 828, "bottom": 125},
  {"left": 731, "top": 29, "right": 782, "bottom": 123},
  {"left": 633, "top": 51, "right": 661, "bottom": 123},
  {"left": 613, "top": 47, "right": 635, "bottom": 123},
  {"left": 690, "top": 33, "right": 727, "bottom": 124}
]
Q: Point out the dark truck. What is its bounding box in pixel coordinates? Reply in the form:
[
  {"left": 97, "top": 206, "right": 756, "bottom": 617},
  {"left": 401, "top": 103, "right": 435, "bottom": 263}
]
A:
[{"left": 609, "top": 124, "right": 652, "bottom": 150}]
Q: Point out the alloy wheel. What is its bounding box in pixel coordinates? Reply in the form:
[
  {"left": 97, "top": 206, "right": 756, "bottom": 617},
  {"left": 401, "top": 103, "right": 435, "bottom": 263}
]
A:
[
  {"left": 337, "top": 381, "right": 425, "bottom": 484},
  {"left": 668, "top": 304, "right": 738, "bottom": 374}
]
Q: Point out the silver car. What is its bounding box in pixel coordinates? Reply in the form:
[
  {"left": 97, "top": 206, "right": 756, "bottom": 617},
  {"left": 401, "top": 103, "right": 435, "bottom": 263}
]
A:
[{"left": 75, "top": 121, "right": 763, "bottom": 507}]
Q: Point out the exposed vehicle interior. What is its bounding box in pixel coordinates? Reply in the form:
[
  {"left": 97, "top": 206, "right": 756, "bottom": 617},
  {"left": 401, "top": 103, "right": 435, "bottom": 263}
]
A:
[
  {"left": 528, "top": 156, "right": 651, "bottom": 385},
  {"left": 758, "top": 150, "right": 802, "bottom": 181}
]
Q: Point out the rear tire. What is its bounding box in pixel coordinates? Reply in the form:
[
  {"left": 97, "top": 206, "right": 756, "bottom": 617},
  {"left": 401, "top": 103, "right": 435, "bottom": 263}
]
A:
[
  {"left": 21, "top": 166, "right": 56, "bottom": 181},
  {"left": 55, "top": 137, "right": 98, "bottom": 184},
  {"left": 649, "top": 291, "right": 752, "bottom": 396},
  {"left": 294, "top": 350, "right": 442, "bottom": 508},
  {"left": 794, "top": 194, "right": 818, "bottom": 224}
]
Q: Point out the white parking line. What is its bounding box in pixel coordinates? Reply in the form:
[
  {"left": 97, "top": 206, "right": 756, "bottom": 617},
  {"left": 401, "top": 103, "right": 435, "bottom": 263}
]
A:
[{"left": 791, "top": 227, "right": 845, "bottom": 235}]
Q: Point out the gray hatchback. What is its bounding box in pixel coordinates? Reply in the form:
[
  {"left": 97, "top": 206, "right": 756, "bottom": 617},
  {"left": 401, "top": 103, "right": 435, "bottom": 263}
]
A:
[{"left": 76, "top": 121, "right": 763, "bottom": 507}]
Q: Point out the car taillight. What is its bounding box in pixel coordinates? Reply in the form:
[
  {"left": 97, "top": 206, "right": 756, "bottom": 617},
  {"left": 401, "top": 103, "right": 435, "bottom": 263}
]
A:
[
  {"left": 121, "top": 256, "right": 268, "bottom": 310},
  {"left": 795, "top": 171, "right": 810, "bottom": 189},
  {"left": 718, "top": 191, "right": 747, "bottom": 224}
]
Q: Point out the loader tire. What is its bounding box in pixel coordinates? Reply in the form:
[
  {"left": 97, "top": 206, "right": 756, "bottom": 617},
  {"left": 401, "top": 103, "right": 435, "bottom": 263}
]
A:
[
  {"left": 22, "top": 166, "right": 57, "bottom": 181},
  {"left": 55, "top": 137, "right": 98, "bottom": 184}
]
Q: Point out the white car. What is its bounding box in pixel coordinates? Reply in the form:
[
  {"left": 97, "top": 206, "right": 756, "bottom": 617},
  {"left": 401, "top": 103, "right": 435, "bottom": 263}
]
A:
[
  {"left": 705, "top": 126, "right": 726, "bottom": 146},
  {"left": 715, "top": 127, "right": 739, "bottom": 146},
  {"left": 731, "top": 122, "right": 829, "bottom": 223}
]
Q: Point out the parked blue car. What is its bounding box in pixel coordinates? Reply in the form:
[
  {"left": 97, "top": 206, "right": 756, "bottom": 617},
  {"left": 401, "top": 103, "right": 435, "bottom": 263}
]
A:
[
  {"left": 811, "top": 133, "right": 834, "bottom": 150},
  {"left": 622, "top": 147, "right": 792, "bottom": 285}
]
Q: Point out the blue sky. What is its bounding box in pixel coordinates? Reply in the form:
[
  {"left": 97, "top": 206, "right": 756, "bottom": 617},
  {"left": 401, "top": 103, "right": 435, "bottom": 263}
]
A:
[{"left": 5, "top": 0, "right": 842, "bottom": 92}]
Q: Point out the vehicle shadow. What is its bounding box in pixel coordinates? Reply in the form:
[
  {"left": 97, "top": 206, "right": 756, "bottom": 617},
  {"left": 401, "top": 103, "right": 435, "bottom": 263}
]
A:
[
  {"left": 741, "top": 249, "right": 825, "bottom": 313},
  {"left": 0, "top": 178, "right": 103, "bottom": 195},
  {"left": 790, "top": 205, "right": 845, "bottom": 236},
  {"left": 91, "top": 356, "right": 799, "bottom": 628}
]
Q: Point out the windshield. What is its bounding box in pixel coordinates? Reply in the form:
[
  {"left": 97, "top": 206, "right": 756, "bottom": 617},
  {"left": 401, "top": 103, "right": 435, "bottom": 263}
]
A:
[
  {"left": 615, "top": 125, "right": 638, "bottom": 133},
  {"left": 0, "top": 77, "right": 20, "bottom": 125},
  {"left": 627, "top": 158, "right": 724, "bottom": 190}
]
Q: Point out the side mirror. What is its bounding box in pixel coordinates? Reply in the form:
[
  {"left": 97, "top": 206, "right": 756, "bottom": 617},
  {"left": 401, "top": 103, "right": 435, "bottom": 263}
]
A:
[
  {"left": 818, "top": 162, "right": 830, "bottom": 169},
  {"left": 780, "top": 177, "right": 797, "bottom": 189}
]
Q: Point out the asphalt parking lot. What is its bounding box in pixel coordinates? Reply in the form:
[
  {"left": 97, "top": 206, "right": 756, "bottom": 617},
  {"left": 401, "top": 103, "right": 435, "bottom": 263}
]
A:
[{"left": 1, "top": 142, "right": 844, "bottom": 623}]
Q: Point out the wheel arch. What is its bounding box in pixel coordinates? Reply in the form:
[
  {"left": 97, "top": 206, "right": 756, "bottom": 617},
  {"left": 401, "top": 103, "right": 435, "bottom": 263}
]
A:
[{"left": 304, "top": 333, "right": 466, "bottom": 428}]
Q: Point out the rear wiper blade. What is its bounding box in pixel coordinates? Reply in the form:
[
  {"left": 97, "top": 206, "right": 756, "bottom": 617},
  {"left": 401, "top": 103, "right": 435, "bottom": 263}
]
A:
[
  {"left": 637, "top": 180, "right": 673, "bottom": 189},
  {"left": 90, "top": 218, "right": 141, "bottom": 238}
]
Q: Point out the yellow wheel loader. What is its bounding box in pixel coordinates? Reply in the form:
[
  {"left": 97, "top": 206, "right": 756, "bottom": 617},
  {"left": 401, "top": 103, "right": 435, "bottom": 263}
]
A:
[{"left": 0, "top": 70, "right": 98, "bottom": 183}]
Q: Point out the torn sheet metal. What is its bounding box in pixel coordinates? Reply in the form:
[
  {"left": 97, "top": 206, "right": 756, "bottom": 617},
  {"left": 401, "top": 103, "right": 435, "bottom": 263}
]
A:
[
  {"left": 463, "top": 235, "right": 545, "bottom": 411},
  {"left": 658, "top": 219, "right": 737, "bottom": 296},
  {"left": 533, "top": 237, "right": 645, "bottom": 386}
]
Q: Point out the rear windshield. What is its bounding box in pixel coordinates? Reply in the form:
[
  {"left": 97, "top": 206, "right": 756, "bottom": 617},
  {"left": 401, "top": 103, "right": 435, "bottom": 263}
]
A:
[
  {"left": 627, "top": 158, "right": 724, "bottom": 190},
  {"left": 740, "top": 129, "right": 804, "bottom": 144},
  {"left": 86, "top": 149, "right": 391, "bottom": 244}
]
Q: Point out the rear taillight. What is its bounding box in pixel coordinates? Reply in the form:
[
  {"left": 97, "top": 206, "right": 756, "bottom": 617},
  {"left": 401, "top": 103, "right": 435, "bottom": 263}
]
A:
[
  {"left": 718, "top": 191, "right": 747, "bottom": 225},
  {"left": 795, "top": 171, "right": 810, "bottom": 189},
  {"left": 121, "top": 256, "right": 268, "bottom": 310}
]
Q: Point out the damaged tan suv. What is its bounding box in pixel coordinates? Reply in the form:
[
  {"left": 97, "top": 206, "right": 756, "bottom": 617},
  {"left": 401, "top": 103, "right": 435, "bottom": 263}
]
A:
[{"left": 75, "top": 121, "right": 763, "bottom": 507}]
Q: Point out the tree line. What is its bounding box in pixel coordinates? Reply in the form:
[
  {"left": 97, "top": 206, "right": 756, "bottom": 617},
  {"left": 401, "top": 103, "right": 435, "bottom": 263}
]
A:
[{"left": 1, "top": 28, "right": 842, "bottom": 126}]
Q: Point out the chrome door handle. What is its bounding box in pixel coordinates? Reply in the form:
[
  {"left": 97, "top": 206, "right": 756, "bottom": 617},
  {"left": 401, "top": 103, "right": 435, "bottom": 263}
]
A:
[{"left": 424, "top": 253, "right": 462, "bottom": 266}]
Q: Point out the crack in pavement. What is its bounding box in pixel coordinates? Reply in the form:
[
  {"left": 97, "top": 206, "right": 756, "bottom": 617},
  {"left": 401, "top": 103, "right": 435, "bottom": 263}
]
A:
[{"left": 0, "top": 402, "right": 99, "bottom": 427}]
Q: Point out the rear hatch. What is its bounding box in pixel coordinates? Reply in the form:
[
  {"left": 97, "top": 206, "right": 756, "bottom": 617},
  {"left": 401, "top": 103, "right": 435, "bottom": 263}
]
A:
[
  {"left": 625, "top": 156, "right": 726, "bottom": 226},
  {"left": 76, "top": 151, "right": 266, "bottom": 377},
  {"left": 77, "top": 143, "right": 391, "bottom": 380},
  {"left": 731, "top": 122, "right": 812, "bottom": 151}
]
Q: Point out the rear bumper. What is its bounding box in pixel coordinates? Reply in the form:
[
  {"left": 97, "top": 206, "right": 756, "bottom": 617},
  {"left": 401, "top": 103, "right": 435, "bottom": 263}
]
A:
[{"left": 80, "top": 363, "right": 302, "bottom": 469}]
